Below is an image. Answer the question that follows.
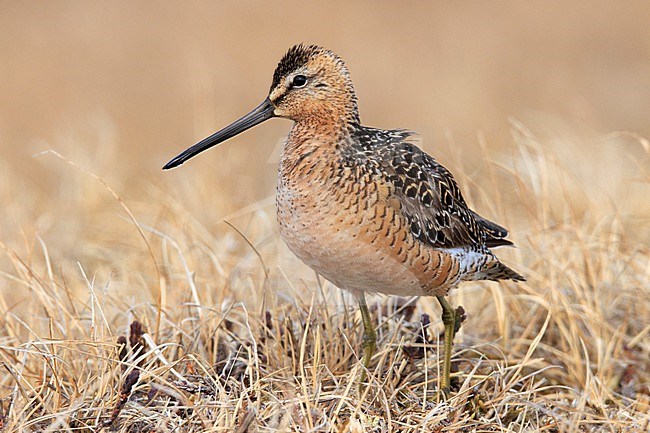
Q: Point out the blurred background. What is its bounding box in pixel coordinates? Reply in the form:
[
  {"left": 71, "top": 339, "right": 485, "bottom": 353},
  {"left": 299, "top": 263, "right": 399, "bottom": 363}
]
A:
[{"left": 1, "top": 1, "right": 649, "bottom": 303}]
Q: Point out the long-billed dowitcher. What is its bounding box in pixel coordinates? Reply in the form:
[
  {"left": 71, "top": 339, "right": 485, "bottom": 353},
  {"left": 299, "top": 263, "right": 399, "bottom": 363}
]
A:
[{"left": 164, "top": 44, "right": 524, "bottom": 393}]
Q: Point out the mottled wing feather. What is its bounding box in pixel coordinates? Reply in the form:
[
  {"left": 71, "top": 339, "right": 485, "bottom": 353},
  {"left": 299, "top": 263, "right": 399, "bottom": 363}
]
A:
[
  {"left": 469, "top": 210, "right": 507, "bottom": 237},
  {"left": 383, "top": 141, "right": 484, "bottom": 249},
  {"left": 347, "top": 127, "right": 500, "bottom": 250},
  {"left": 469, "top": 210, "right": 514, "bottom": 247}
]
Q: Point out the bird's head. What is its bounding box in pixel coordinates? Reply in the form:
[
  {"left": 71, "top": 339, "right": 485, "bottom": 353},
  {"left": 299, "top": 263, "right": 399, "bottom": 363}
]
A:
[
  {"left": 268, "top": 44, "right": 359, "bottom": 124},
  {"left": 163, "top": 44, "right": 358, "bottom": 170}
]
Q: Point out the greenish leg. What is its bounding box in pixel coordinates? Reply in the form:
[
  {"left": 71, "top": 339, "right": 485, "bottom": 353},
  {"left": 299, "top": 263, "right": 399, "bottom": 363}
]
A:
[
  {"left": 436, "top": 296, "right": 464, "bottom": 396},
  {"left": 357, "top": 292, "right": 377, "bottom": 385}
]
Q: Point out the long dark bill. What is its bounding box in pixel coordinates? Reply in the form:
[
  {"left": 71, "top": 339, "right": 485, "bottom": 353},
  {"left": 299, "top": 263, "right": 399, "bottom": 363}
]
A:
[{"left": 163, "top": 98, "right": 275, "bottom": 169}]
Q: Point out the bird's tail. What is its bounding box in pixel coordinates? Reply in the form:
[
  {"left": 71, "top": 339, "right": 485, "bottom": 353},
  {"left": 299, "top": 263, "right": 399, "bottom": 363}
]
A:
[{"left": 483, "top": 261, "right": 525, "bottom": 282}]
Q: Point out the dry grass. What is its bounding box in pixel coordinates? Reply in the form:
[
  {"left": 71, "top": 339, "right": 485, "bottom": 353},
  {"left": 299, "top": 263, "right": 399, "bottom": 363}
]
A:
[{"left": 0, "top": 119, "right": 648, "bottom": 432}]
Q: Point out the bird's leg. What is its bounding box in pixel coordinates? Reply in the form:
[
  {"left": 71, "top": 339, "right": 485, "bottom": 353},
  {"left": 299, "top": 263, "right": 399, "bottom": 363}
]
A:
[
  {"left": 436, "top": 295, "right": 464, "bottom": 396},
  {"left": 356, "top": 292, "right": 376, "bottom": 384}
]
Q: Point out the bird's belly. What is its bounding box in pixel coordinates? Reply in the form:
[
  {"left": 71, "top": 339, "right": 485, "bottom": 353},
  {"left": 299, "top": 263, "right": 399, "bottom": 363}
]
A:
[{"left": 276, "top": 182, "right": 433, "bottom": 297}]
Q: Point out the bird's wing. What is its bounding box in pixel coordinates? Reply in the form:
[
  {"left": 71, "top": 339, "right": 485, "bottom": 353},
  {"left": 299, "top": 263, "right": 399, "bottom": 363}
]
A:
[
  {"left": 469, "top": 210, "right": 514, "bottom": 247},
  {"left": 349, "top": 127, "right": 506, "bottom": 250}
]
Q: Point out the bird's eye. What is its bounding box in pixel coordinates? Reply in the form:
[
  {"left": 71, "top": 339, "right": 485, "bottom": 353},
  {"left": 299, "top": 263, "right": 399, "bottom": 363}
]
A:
[{"left": 292, "top": 75, "right": 307, "bottom": 88}]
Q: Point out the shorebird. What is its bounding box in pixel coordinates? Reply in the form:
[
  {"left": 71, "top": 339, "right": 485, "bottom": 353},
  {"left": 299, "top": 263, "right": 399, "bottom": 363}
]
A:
[{"left": 164, "top": 44, "right": 524, "bottom": 394}]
